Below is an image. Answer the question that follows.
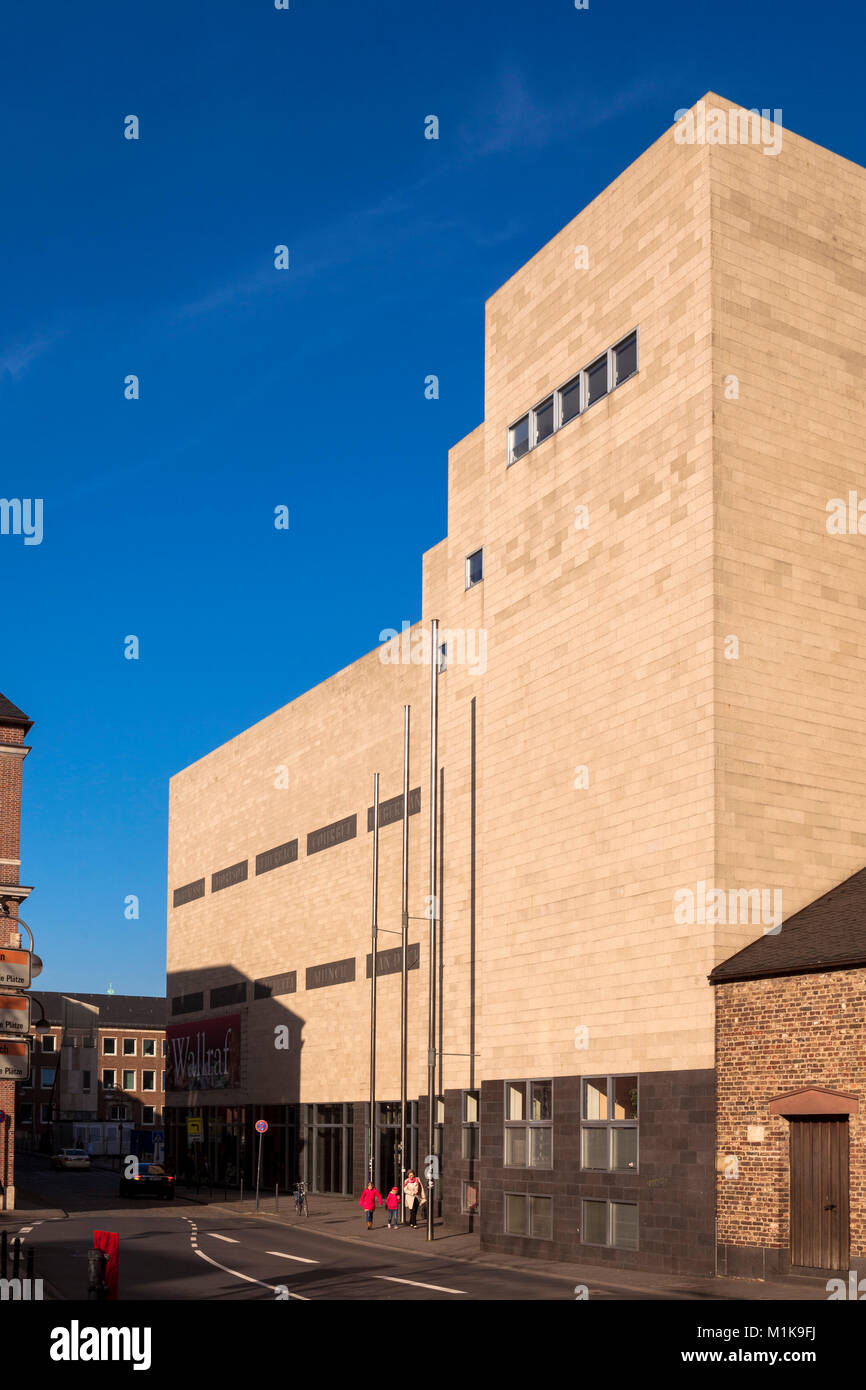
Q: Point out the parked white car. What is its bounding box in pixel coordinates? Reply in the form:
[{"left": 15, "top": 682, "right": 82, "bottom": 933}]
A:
[{"left": 52, "top": 1148, "right": 91, "bottom": 1171}]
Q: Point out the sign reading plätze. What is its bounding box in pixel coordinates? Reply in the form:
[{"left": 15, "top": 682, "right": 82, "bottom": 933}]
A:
[
  {"left": 0, "top": 1039, "right": 31, "bottom": 1081},
  {"left": 0, "top": 947, "right": 31, "bottom": 990},
  {"left": 166, "top": 1015, "right": 241, "bottom": 1092},
  {"left": 0, "top": 993, "right": 31, "bottom": 1036}
]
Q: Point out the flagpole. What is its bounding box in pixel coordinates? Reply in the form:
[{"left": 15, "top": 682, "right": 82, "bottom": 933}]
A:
[
  {"left": 427, "top": 619, "right": 438, "bottom": 1240},
  {"left": 369, "top": 772, "right": 380, "bottom": 1185},
  {"left": 400, "top": 705, "right": 410, "bottom": 1224}
]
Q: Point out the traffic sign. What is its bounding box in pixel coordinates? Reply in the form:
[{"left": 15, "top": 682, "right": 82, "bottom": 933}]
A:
[
  {"left": 0, "top": 1039, "right": 31, "bottom": 1082},
  {"left": 255, "top": 1120, "right": 268, "bottom": 1134},
  {"left": 0, "top": 947, "right": 31, "bottom": 990},
  {"left": 0, "top": 993, "right": 31, "bottom": 1036},
  {"left": 186, "top": 1117, "right": 203, "bottom": 1137}
]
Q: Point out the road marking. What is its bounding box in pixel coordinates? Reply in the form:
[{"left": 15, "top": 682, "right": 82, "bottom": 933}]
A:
[
  {"left": 17, "top": 1226, "right": 33, "bottom": 1234},
  {"left": 374, "top": 1275, "right": 467, "bottom": 1294},
  {"left": 207, "top": 1233, "right": 240, "bottom": 1244},
  {"left": 192, "top": 1246, "right": 309, "bottom": 1299},
  {"left": 265, "top": 1250, "right": 319, "bottom": 1264}
]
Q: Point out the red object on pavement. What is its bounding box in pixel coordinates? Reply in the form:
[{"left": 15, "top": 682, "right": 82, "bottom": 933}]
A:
[{"left": 94, "top": 1230, "right": 120, "bottom": 1299}]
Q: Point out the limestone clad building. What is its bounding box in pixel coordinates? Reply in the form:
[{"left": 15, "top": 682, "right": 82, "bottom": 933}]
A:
[{"left": 166, "top": 96, "right": 866, "bottom": 1273}]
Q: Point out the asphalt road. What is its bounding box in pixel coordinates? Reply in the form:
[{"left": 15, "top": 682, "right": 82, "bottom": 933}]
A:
[{"left": 11, "top": 1155, "right": 573, "bottom": 1301}]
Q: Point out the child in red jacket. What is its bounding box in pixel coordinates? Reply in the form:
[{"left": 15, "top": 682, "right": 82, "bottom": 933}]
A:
[
  {"left": 360, "top": 1181, "right": 383, "bottom": 1230},
  {"left": 385, "top": 1186, "right": 400, "bottom": 1228}
]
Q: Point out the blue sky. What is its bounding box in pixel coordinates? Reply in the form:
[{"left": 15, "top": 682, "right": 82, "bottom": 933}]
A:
[{"left": 2, "top": 0, "right": 864, "bottom": 996}]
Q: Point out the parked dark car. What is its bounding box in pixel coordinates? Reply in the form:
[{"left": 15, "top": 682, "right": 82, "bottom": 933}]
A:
[{"left": 118, "top": 1162, "right": 175, "bottom": 1200}]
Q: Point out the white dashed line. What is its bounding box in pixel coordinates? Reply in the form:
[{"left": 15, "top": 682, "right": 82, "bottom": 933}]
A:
[
  {"left": 265, "top": 1251, "right": 319, "bottom": 1264},
  {"left": 207, "top": 1233, "right": 240, "bottom": 1244},
  {"left": 192, "top": 1246, "right": 309, "bottom": 1299},
  {"left": 374, "top": 1275, "right": 467, "bottom": 1294}
]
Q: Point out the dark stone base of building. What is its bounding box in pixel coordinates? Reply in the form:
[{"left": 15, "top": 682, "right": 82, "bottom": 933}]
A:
[
  {"left": 717, "top": 1245, "right": 866, "bottom": 1283},
  {"left": 166, "top": 1068, "right": 716, "bottom": 1275}
]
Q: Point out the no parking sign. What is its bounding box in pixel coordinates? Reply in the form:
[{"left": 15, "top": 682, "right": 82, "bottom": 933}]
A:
[{"left": 255, "top": 1120, "right": 268, "bottom": 1134}]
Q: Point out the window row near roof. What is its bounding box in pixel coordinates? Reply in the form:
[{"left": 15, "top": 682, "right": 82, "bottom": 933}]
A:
[{"left": 507, "top": 329, "right": 638, "bottom": 466}]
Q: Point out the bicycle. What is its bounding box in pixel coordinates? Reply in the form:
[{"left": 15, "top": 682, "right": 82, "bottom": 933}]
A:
[{"left": 293, "top": 1181, "right": 309, "bottom": 1217}]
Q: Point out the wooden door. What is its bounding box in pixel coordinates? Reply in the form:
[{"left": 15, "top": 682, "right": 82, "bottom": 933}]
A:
[{"left": 789, "top": 1118, "right": 849, "bottom": 1270}]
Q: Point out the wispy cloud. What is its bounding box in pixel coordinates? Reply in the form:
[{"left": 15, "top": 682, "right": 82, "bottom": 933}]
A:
[
  {"left": 0, "top": 327, "right": 65, "bottom": 380},
  {"left": 169, "top": 70, "right": 663, "bottom": 325}
]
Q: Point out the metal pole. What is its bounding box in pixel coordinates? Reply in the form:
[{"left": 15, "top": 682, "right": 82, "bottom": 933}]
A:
[
  {"left": 400, "top": 705, "right": 410, "bottom": 1225},
  {"left": 427, "top": 619, "right": 438, "bottom": 1240},
  {"left": 369, "top": 772, "right": 380, "bottom": 1186},
  {"left": 255, "top": 1131, "right": 263, "bottom": 1211}
]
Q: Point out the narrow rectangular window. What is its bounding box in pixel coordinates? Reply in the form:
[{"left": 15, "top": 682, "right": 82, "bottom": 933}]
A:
[
  {"left": 142, "top": 1039, "right": 156, "bottom": 1057},
  {"left": 41, "top": 1035, "right": 55, "bottom": 1053},
  {"left": 586, "top": 355, "right": 608, "bottom": 406},
  {"left": 123, "top": 1038, "right": 136, "bottom": 1056},
  {"left": 122, "top": 1070, "right": 135, "bottom": 1090},
  {"left": 143, "top": 1071, "right": 156, "bottom": 1091},
  {"left": 103, "top": 1069, "right": 115, "bottom": 1088},
  {"left": 533, "top": 395, "right": 554, "bottom": 445},
  {"left": 559, "top": 374, "right": 581, "bottom": 425},
  {"left": 465, "top": 548, "right": 483, "bottom": 589},
  {"left": 508, "top": 415, "right": 530, "bottom": 464},
  {"left": 614, "top": 331, "right": 637, "bottom": 385},
  {"left": 103, "top": 1038, "right": 116, "bottom": 1055},
  {"left": 142, "top": 1106, "right": 155, "bottom": 1125}
]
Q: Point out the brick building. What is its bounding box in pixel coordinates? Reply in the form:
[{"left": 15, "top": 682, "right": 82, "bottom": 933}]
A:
[
  {"left": 16, "top": 992, "right": 168, "bottom": 1155},
  {"left": 712, "top": 868, "right": 866, "bottom": 1280},
  {"left": 165, "top": 96, "right": 866, "bottom": 1273},
  {"left": 0, "top": 691, "right": 34, "bottom": 1210}
]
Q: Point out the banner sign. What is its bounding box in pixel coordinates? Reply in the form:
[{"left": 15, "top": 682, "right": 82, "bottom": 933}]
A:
[{"left": 166, "top": 1014, "right": 241, "bottom": 1092}]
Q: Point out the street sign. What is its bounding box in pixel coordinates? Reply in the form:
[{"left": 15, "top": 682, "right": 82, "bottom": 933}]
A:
[
  {"left": 0, "top": 993, "right": 31, "bottom": 1036},
  {"left": 255, "top": 1120, "right": 268, "bottom": 1134},
  {"left": 0, "top": 1039, "right": 31, "bottom": 1082},
  {"left": 0, "top": 948, "right": 31, "bottom": 990},
  {"left": 186, "top": 1117, "right": 203, "bottom": 1137}
]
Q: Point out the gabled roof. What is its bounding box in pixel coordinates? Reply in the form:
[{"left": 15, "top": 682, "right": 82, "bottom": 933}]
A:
[
  {"left": 0, "top": 692, "right": 32, "bottom": 734},
  {"left": 710, "top": 866, "right": 866, "bottom": 984},
  {"left": 35, "top": 992, "right": 169, "bottom": 1028}
]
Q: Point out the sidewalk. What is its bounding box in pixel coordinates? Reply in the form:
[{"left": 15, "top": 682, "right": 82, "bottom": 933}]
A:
[{"left": 178, "top": 1185, "right": 831, "bottom": 1302}]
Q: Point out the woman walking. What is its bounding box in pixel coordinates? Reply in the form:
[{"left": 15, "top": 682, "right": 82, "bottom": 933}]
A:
[{"left": 403, "top": 1169, "right": 425, "bottom": 1227}]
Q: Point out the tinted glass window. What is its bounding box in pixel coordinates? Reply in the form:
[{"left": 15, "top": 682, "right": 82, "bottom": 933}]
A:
[
  {"left": 586, "top": 355, "right": 608, "bottom": 405},
  {"left": 559, "top": 375, "right": 581, "bottom": 425},
  {"left": 533, "top": 396, "right": 554, "bottom": 444},
  {"left": 614, "top": 332, "right": 637, "bottom": 384},
  {"left": 466, "top": 549, "right": 483, "bottom": 587}
]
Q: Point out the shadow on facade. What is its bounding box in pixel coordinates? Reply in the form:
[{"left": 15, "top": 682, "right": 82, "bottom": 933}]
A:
[{"left": 165, "top": 964, "right": 305, "bottom": 1194}]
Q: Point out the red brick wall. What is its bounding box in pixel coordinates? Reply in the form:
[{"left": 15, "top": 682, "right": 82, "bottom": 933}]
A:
[
  {"left": 715, "top": 969, "right": 866, "bottom": 1257},
  {"left": 0, "top": 718, "right": 27, "bottom": 1196}
]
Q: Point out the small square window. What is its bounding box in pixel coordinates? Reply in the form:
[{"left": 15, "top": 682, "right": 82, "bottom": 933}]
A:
[
  {"left": 123, "top": 1039, "right": 136, "bottom": 1056},
  {"left": 103, "top": 1038, "right": 116, "bottom": 1055},
  {"left": 559, "top": 374, "right": 581, "bottom": 425},
  {"left": 614, "top": 331, "right": 637, "bottom": 385},
  {"left": 142, "top": 1039, "right": 156, "bottom": 1057},
  {"left": 465, "top": 548, "right": 483, "bottom": 589},
  {"left": 586, "top": 355, "right": 608, "bottom": 406},
  {"left": 508, "top": 415, "right": 530, "bottom": 464},
  {"left": 41, "top": 1035, "right": 56, "bottom": 1053},
  {"left": 533, "top": 396, "right": 554, "bottom": 445}
]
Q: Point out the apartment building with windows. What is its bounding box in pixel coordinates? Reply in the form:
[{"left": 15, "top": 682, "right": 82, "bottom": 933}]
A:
[
  {"left": 16, "top": 992, "right": 168, "bottom": 1153},
  {"left": 166, "top": 96, "right": 866, "bottom": 1274}
]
